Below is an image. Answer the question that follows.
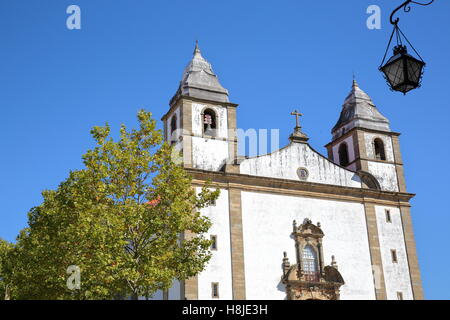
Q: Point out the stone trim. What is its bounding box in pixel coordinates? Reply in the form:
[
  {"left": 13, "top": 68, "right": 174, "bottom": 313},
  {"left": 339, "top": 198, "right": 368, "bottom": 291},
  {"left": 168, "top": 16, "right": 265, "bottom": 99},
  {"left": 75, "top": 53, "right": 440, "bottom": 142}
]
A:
[
  {"left": 399, "top": 206, "right": 424, "bottom": 299},
  {"left": 186, "top": 168, "right": 415, "bottom": 205},
  {"left": 363, "top": 202, "right": 387, "bottom": 300},
  {"left": 211, "top": 282, "right": 220, "bottom": 299},
  {"left": 175, "top": 95, "right": 239, "bottom": 108},
  {"left": 181, "top": 100, "right": 192, "bottom": 132},
  {"left": 326, "top": 144, "right": 333, "bottom": 162},
  {"left": 352, "top": 130, "right": 361, "bottom": 164},
  {"left": 182, "top": 230, "right": 198, "bottom": 300},
  {"left": 164, "top": 96, "right": 238, "bottom": 121},
  {"left": 210, "top": 235, "right": 218, "bottom": 251},
  {"left": 191, "top": 180, "right": 410, "bottom": 207},
  {"left": 324, "top": 127, "right": 400, "bottom": 149},
  {"left": 227, "top": 106, "right": 238, "bottom": 165},
  {"left": 390, "top": 135, "right": 404, "bottom": 165},
  {"left": 394, "top": 165, "right": 407, "bottom": 193},
  {"left": 228, "top": 188, "right": 246, "bottom": 300},
  {"left": 391, "top": 135, "right": 407, "bottom": 193},
  {"left": 181, "top": 100, "right": 193, "bottom": 169},
  {"left": 355, "top": 130, "right": 369, "bottom": 171}
]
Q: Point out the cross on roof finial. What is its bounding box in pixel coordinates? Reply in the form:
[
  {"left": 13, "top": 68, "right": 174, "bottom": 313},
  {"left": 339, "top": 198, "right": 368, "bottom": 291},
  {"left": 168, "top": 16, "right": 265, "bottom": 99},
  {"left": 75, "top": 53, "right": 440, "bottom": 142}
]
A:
[
  {"left": 290, "top": 109, "right": 303, "bottom": 131},
  {"left": 289, "top": 109, "right": 309, "bottom": 143}
]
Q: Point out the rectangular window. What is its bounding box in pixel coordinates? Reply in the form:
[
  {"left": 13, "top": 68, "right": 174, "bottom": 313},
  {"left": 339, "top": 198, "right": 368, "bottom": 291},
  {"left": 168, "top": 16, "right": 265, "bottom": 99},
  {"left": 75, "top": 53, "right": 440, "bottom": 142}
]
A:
[
  {"left": 385, "top": 209, "right": 392, "bottom": 223},
  {"left": 211, "top": 282, "right": 219, "bottom": 298},
  {"left": 391, "top": 249, "right": 398, "bottom": 263},
  {"left": 211, "top": 235, "right": 218, "bottom": 250},
  {"left": 397, "top": 292, "right": 403, "bottom": 300}
]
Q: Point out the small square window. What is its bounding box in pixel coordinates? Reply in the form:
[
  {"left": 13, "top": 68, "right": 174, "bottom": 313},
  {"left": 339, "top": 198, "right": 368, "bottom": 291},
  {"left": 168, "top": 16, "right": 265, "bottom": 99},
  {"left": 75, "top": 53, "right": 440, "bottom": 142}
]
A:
[
  {"left": 385, "top": 209, "right": 392, "bottom": 223},
  {"left": 211, "top": 235, "right": 218, "bottom": 250},
  {"left": 397, "top": 291, "right": 403, "bottom": 300},
  {"left": 391, "top": 249, "right": 398, "bottom": 263},
  {"left": 211, "top": 282, "right": 219, "bottom": 298}
]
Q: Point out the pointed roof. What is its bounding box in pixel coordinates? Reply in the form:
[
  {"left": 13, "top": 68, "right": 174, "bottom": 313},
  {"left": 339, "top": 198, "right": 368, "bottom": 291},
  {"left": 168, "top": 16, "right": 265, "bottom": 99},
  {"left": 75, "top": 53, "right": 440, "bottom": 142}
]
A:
[
  {"left": 332, "top": 79, "right": 390, "bottom": 136},
  {"left": 170, "top": 41, "right": 229, "bottom": 104}
]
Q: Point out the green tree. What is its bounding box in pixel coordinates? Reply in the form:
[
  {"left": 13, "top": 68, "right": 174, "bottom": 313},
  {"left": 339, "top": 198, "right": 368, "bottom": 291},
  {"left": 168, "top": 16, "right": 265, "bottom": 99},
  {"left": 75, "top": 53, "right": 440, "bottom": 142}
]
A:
[
  {"left": 7, "top": 110, "right": 219, "bottom": 300},
  {"left": 0, "top": 238, "right": 13, "bottom": 299}
]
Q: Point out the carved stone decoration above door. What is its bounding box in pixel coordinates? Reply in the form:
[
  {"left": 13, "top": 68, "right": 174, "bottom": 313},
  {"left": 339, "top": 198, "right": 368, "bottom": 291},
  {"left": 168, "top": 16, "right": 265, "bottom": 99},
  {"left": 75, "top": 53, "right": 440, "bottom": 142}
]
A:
[{"left": 281, "top": 219, "right": 345, "bottom": 300}]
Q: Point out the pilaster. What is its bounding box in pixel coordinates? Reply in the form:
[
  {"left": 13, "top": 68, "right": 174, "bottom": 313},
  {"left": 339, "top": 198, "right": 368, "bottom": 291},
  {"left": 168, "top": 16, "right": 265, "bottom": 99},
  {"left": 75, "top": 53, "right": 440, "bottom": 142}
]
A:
[
  {"left": 363, "top": 202, "right": 387, "bottom": 300},
  {"left": 228, "top": 188, "right": 246, "bottom": 300}
]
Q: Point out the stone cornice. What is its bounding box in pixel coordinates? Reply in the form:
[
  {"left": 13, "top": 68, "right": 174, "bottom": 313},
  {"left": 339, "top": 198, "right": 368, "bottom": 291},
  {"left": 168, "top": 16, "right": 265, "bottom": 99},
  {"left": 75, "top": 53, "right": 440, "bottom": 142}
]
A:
[
  {"left": 177, "top": 95, "right": 239, "bottom": 108},
  {"left": 186, "top": 168, "right": 415, "bottom": 206},
  {"left": 162, "top": 96, "right": 238, "bottom": 122},
  {"left": 324, "top": 126, "right": 401, "bottom": 148}
]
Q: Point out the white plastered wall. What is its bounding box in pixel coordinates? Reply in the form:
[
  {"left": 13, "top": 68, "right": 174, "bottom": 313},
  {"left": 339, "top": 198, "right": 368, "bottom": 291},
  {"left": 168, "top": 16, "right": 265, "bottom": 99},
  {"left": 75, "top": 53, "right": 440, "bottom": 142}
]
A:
[
  {"left": 197, "top": 188, "right": 233, "bottom": 300},
  {"left": 374, "top": 205, "right": 413, "bottom": 300},
  {"left": 240, "top": 192, "right": 376, "bottom": 300},
  {"left": 240, "top": 143, "right": 361, "bottom": 188},
  {"left": 192, "top": 137, "right": 229, "bottom": 171},
  {"left": 367, "top": 162, "right": 399, "bottom": 192}
]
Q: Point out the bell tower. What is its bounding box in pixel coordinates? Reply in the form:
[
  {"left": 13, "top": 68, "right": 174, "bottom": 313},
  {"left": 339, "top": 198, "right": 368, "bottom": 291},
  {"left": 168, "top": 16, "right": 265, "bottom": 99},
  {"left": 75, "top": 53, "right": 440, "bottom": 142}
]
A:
[
  {"left": 161, "top": 42, "right": 239, "bottom": 172},
  {"left": 325, "top": 79, "right": 407, "bottom": 192}
]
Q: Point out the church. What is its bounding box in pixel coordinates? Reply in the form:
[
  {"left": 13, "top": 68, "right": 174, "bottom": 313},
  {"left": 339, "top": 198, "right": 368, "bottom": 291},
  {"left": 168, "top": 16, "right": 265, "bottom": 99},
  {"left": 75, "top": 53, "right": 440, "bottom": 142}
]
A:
[{"left": 157, "top": 43, "right": 423, "bottom": 300}]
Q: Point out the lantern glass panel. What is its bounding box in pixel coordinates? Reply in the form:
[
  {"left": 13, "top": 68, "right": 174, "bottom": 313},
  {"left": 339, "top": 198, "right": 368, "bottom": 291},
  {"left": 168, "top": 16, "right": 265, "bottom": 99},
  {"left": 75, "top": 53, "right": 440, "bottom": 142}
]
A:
[
  {"left": 382, "top": 58, "right": 404, "bottom": 88},
  {"left": 406, "top": 58, "right": 424, "bottom": 84}
]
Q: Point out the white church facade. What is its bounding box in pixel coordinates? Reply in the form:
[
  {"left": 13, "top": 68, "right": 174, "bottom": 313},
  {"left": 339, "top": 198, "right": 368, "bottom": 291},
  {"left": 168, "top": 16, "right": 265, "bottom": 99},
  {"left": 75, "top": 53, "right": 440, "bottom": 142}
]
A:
[{"left": 158, "top": 43, "right": 423, "bottom": 300}]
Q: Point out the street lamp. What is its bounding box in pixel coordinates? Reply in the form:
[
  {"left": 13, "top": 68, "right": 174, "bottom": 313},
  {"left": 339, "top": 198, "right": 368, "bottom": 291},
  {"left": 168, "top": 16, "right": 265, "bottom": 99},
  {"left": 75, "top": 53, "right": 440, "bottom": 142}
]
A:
[{"left": 379, "top": 0, "right": 435, "bottom": 95}]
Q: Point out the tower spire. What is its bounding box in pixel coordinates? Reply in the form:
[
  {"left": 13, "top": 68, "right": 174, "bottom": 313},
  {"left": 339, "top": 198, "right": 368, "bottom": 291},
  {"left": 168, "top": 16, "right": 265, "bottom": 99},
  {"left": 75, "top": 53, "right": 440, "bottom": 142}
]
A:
[
  {"left": 170, "top": 42, "right": 229, "bottom": 104},
  {"left": 193, "top": 40, "right": 201, "bottom": 56},
  {"left": 331, "top": 78, "right": 391, "bottom": 138}
]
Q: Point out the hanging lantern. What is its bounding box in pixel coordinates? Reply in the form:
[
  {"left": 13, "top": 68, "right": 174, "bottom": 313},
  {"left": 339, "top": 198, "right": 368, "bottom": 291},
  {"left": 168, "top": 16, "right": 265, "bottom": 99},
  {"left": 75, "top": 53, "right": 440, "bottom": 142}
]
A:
[
  {"left": 379, "top": 0, "right": 435, "bottom": 95},
  {"left": 380, "top": 44, "right": 425, "bottom": 94}
]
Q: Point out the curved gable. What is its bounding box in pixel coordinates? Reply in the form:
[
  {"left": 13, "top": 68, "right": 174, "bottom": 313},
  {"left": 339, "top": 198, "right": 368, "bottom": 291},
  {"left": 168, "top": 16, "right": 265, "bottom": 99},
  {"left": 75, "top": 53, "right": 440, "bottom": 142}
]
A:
[{"left": 239, "top": 142, "right": 362, "bottom": 188}]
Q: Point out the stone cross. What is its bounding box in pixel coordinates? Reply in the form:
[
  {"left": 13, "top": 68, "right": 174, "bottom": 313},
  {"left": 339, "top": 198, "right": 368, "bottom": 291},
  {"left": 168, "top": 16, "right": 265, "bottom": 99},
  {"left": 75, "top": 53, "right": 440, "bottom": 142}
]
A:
[{"left": 290, "top": 110, "right": 303, "bottom": 130}]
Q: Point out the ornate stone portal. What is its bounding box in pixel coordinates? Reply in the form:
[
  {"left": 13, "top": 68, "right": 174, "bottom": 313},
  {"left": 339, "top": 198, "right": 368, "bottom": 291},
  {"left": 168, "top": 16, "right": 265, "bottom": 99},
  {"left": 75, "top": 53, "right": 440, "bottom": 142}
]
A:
[{"left": 281, "top": 219, "right": 345, "bottom": 300}]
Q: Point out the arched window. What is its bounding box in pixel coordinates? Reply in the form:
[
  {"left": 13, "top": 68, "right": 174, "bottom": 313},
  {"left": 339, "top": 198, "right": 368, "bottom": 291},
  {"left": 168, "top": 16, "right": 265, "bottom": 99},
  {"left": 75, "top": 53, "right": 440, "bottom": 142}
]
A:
[
  {"left": 170, "top": 115, "right": 177, "bottom": 135},
  {"left": 203, "top": 109, "right": 217, "bottom": 137},
  {"left": 338, "top": 143, "right": 349, "bottom": 166},
  {"left": 170, "top": 115, "right": 177, "bottom": 144},
  {"left": 302, "top": 245, "right": 319, "bottom": 282},
  {"left": 374, "top": 138, "right": 386, "bottom": 160}
]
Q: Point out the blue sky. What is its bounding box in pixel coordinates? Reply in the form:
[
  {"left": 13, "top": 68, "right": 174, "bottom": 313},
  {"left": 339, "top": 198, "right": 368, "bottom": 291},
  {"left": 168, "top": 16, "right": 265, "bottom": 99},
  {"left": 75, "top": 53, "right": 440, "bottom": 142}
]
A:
[{"left": 0, "top": 1, "right": 448, "bottom": 299}]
